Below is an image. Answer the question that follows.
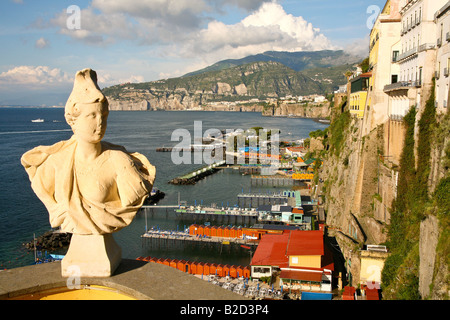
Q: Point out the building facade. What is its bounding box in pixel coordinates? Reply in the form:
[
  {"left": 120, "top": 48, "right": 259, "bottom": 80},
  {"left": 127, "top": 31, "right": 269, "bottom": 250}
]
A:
[{"left": 435, "top": 1, "right": 450, "bottom": 114}]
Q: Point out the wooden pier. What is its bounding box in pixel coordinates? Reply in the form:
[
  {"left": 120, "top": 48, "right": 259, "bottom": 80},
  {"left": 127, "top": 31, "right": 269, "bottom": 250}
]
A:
[
  {"left": 169, "top": 161, "right": 226, "bottom": 185},
  {"left": 141, "top": 230, "right": 258, "bottom": 247}
]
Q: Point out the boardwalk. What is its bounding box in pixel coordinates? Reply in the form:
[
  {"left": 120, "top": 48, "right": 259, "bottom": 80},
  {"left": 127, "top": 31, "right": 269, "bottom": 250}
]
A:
[{"left": 141, "top": 229, "right": 258, "bottom": 246}]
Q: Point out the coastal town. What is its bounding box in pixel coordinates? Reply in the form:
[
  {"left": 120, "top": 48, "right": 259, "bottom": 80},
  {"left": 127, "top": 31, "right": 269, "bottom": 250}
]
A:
[{"left": 0, "top": 0, "right": 448, "bottom": 303}]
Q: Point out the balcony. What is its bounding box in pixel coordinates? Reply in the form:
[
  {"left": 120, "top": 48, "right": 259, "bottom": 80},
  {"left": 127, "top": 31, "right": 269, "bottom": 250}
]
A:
[
  {"left": 437, "top": 38, "right": 442, "bottom": 47},
  {"left": 444, "top": 68, "right": 449, "bottom": 77},
  {"left": 384, "top": 81, "right": 421, "bottom": 93},
  {"left": 396, "top": 47, "right": 418, "bottom": 62},
  {"left": 418, "top": 43, "right": 436, "bottom": 53},
  {"left": 436, "top": 71, "right": 440, "bottom": 79}
]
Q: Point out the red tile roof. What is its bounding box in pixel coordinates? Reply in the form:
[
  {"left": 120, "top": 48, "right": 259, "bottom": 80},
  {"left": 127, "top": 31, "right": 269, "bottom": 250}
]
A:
[
  {"left": 286, "top": 231, "right": 324, "bottom": 256},
  {"left": 251, "top": 230, "right": 326, "bottom": 267},
  {"left": 280, "top": 269, "right": 323, "bottom": 282}
]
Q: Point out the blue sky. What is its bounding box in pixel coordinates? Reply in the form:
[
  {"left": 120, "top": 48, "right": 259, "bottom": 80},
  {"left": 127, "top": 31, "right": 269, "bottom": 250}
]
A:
[{"left": 0, "top": 0, "right": 387, "bottom": 106}]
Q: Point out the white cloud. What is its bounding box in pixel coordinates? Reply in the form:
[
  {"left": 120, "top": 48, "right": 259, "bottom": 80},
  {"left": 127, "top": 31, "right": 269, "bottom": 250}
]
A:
[
  {"left": 35, "top": 37, "right": 50, "bottom": 49},
  {"left": 0, "top": 66, "right": 71, "bottom": 86},
  {"left": 181, "top": 2, "right": 335, "bottom": 63}
]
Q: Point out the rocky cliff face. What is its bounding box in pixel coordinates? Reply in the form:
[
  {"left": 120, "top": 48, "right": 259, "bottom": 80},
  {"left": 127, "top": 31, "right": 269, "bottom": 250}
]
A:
[
  {"left": 262, "top": 102, "right": 331, "bottom": 119},
  {"left": 313, "top": 96, "right": 449, "bottom": 299}
]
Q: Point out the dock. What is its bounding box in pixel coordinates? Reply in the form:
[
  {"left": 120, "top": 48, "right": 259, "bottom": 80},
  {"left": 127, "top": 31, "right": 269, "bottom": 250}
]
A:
[
  {"left": 141, "top": 229, "right": 258, "bottom": 247},
  {"left": 169, "top": 161, "right": 226, "bottom": 185},
  {"left": 237, "top": 190, "right": 298, "bottom": 208}
]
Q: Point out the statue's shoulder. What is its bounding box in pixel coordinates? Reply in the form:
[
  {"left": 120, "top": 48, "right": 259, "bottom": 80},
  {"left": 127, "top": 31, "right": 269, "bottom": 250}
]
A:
[{"left": 101, "top": 141, "right": 135, "bottom": 167}]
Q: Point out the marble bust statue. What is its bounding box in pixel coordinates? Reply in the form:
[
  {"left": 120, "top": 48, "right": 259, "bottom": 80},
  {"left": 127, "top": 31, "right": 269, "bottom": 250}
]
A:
[{"left": 21, "top": 69, "right": 156, "bottom": 277}]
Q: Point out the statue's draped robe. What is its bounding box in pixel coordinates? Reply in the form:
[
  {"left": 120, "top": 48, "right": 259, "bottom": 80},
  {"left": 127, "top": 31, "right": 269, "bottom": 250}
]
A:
[{"left": 21, "top": 136, "right": 155, "bottom": 235}]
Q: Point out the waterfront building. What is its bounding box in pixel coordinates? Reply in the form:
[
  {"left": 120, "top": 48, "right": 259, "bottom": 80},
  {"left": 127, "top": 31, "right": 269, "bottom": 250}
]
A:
[
  {"left": 349, "top": 72, "right": 372, "bottom": 119},
  {"left": 366, "top": 0, "right": 402, "bottom": 132},
  {"left": 250, "top": 230, "right": 334, "bottom": 292},
  {"left": 434, "top": 1, "right": 450, "bottom": 114},
  {"left": 383, "top": 0, "right": 447, "bottom": 118}
]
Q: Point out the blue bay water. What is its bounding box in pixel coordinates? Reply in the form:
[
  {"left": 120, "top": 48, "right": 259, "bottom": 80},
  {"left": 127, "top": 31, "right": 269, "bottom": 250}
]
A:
[{"left": 0, "top": 108, "right": 328, "bottom": 269}]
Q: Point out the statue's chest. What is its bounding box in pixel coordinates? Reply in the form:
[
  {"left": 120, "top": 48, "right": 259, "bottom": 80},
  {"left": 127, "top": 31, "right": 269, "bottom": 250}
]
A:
[{"left": 74, "top": 159, "right": 118, "bottom": 203}]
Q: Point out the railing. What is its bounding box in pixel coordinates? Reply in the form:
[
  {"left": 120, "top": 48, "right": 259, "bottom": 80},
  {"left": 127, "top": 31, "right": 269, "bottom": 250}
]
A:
[
  {"left": 383, "top": 81, "right": 421, "bottom": 92},
  {"left": 397, "top": 47, "right": 418, "bottom": 62}
]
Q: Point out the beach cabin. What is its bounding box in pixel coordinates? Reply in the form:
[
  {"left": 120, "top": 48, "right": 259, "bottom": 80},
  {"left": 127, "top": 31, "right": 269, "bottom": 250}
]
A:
[
  {"left": 211, "top": 226, "right": 218, "bottom": 237},
  {"left": 162, "top": 258, "right": 171, "bottom": 267},
  {"left": 177, "top": 260, "right": 187, "bottom": 272},
  {"left": 229, "top": 227, "right": 237, "bottom": 239},
  {"left": 223, "top": 265, "right": 230, "bottom": 277},
  {"left": 190, "top": 261, "right": 198, "bottom": 275},
  {"left": 216, "top": 227, "right": 223, "bottom": 238},
  {"left": 197, "top": 225, "right": 205, "bottom": 237},
  {"left": 229, "top": 265, "right": 238, "bottom": 278},
  {"left": 223, "top": 227, "right": 231, "bottom": 238},
  {"left": 203, "top": 263, "right": 211, "bottom": 276},
  {"left": 170, "top": 259, "right": 178, "bottom": 269},
  {"left": 204, "top": 226, "right": 211, "bottom": 237},
  {"left": 189, "top": 224, "right": 199, "bottom": 236},
  {"left": 216, "top": 264, "right": 224, "bottom": 277},
  {"left": 209, "top": 264, "right": 217, "bottom": 276},
  {"left": 236, "top": 228, "right": 243, "bottom": 239},
  {"left": 243, "top": 266, "right": 251, "bottom": 278}
]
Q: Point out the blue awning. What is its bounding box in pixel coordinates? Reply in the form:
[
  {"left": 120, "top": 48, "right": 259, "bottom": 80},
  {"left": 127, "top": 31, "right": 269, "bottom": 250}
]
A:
[{"left": 301, "top": 292, "right": 333, "bottom": 300}]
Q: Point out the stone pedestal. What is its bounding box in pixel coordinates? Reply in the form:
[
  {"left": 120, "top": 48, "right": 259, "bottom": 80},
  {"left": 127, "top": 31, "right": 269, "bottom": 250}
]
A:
[{"left": 61, "top": 234, "right": 122, "bottom": 278}]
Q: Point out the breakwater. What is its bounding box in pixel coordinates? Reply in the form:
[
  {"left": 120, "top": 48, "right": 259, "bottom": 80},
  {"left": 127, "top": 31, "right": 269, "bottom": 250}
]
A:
[{"left": 169, "top": 161, "right": 226, "bottom": 185}]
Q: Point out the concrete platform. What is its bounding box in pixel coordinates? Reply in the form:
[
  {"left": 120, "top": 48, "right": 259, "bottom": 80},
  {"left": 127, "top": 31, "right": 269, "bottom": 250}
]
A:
[{"left": 0, "top": 259, "right": 248, "bottom": 300}]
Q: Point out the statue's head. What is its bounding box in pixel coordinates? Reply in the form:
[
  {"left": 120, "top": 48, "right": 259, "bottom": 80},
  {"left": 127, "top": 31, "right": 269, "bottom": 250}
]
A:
[{"left": 65, "top": 69, "right": 109, "bottom": 144}]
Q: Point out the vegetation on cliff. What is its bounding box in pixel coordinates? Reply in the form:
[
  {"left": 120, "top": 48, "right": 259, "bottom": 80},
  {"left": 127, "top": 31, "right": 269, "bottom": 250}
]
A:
[{"left": 382, "top": 80, "right": 449, "bottom": 300}]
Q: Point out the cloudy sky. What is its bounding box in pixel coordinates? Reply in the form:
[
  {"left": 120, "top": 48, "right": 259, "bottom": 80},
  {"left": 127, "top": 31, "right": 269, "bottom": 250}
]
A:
[{"left": 0, "top": 0, "right": 387, "bottom": 106}]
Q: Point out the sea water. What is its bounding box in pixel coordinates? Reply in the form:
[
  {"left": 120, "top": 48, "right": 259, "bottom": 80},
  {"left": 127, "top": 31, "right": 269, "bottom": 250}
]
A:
[{"left": 0, "top": 108, "right": 328, "bottom": 269}]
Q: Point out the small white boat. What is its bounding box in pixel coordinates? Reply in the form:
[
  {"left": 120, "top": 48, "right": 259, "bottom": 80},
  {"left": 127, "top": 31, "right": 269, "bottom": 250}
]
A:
[{"left": 31, "top": 119, "right": 44, "bottom": 123}]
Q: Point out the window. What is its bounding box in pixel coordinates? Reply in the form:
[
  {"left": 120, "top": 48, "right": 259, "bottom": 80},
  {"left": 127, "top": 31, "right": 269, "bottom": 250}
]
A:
[{"left": 392, "top": 75, "right": 398, "bottom": 84}]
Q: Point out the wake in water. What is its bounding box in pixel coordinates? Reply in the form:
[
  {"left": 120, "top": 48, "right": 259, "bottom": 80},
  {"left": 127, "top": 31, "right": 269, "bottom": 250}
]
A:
[{"left": 0, "top": 129, "right": 72, "bottom": 135}]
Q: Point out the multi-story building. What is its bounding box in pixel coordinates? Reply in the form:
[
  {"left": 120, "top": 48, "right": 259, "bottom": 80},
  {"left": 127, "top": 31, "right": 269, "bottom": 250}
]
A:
[
  {"left": 367, "top": 0, "right": 402, "bottom": 132},
  {"left": 349, "top": 72, "right": 372, "bottom": 119},
  {"left": 380, "top": 0, "right": 448, "bottom": 165},
  {"left": 435, "top": 2, "right": 450, "bottom": 114}
]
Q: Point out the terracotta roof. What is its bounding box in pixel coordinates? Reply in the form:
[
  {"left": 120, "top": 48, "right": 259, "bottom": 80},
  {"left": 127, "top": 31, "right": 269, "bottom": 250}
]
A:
[
  {"left": 280, "top": 269, "right": 323, "bottom": 282},
  {"left": 286, "top": 231, "right": 324, "bottom": 256},
  {"left": 250, "top": 233, "right": 290, "bottom": 267}
]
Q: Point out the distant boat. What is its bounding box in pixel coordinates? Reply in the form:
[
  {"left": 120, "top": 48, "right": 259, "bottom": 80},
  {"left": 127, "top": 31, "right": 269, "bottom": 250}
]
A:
[{"left": 31, "top": 119, "right": 44, "bottom": 123}]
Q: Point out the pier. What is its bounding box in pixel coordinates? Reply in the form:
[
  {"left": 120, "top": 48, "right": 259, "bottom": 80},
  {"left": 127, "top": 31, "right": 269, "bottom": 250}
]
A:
[
  {"left": 169, "top": 161, "right": 226, "bottom": 185},
  {"left": 250, "top": 175, "right": 305, "bottom": 187},
  {"left": 237, "top": 190, "right": 298, "bottom": 208},
  {"left": 175, "top": 205, "right": 258, "bottom": 225},
  {"left": 141, "top": 229, "right": 258, "bottom": 247}
]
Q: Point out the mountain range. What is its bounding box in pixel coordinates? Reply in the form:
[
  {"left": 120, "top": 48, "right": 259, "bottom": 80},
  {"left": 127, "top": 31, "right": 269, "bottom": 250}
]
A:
[{"left": 103, "top": 50, "right": 362, "bottom": 111}]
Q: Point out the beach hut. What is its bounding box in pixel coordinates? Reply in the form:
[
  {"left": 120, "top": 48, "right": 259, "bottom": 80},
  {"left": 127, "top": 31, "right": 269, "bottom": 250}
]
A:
[
  {"left": 177, "top": 260, "right": 189, "bottom": 273},
  {"left": 170, "top": 259, "right": 178, "bottom": 269},
  {"left": 236, "top": 266, "right": 244, "bottom": 278},
  {"left": 229, "top": 265, "right": 238, "bottom": 278},
  {"left": 223, "top": 265, "right": 231, "bottom": 277},
  {"left": 136, "top": 256, "right": 145, "bottom": 261},
  {"left": 197, "top": 225, "right": 205, "bottom": 237},
  {"left": 203, "top": 263, "right": 211, "bottom": 276},
  {"left": 160, "top": 258, "right": 169, "bottom": 267},
  {"left": 216, "top": 227, "right": 223, "bottom": 238},
  {"left": 236, "top": 228, "right": 243, "bottom": 239},
  {"left": 229, "top": 227, "right": 237, "bottom": 239},
  {"left": 189, "top": 224, "right": 198, "bottom": 236},
  {"left": 211, "top": 226, "right": 218, "bottom": 237},
  {"left": 195, "top": 262, "right": 204, "bottom": 276},
  {"left": 223, "top": 227, "right": 231, "bottom": 238},
  {"left": 204, "top": 225, "right": 211, "bottom": 237},
  {"left": 216, "top": 264, "right": 224, "bottom": 277},
  {"left": 190, "top": 262, "right": 198, "bottom": 275},
  {"left": 209, "top": 264, "right": 217, "bottom": 276},
  {"left": 149, "top": 257, "right": 158, "bottom": 263},
  {"left": 242, "top": 266, "right": 251, "bottom": 278}
]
